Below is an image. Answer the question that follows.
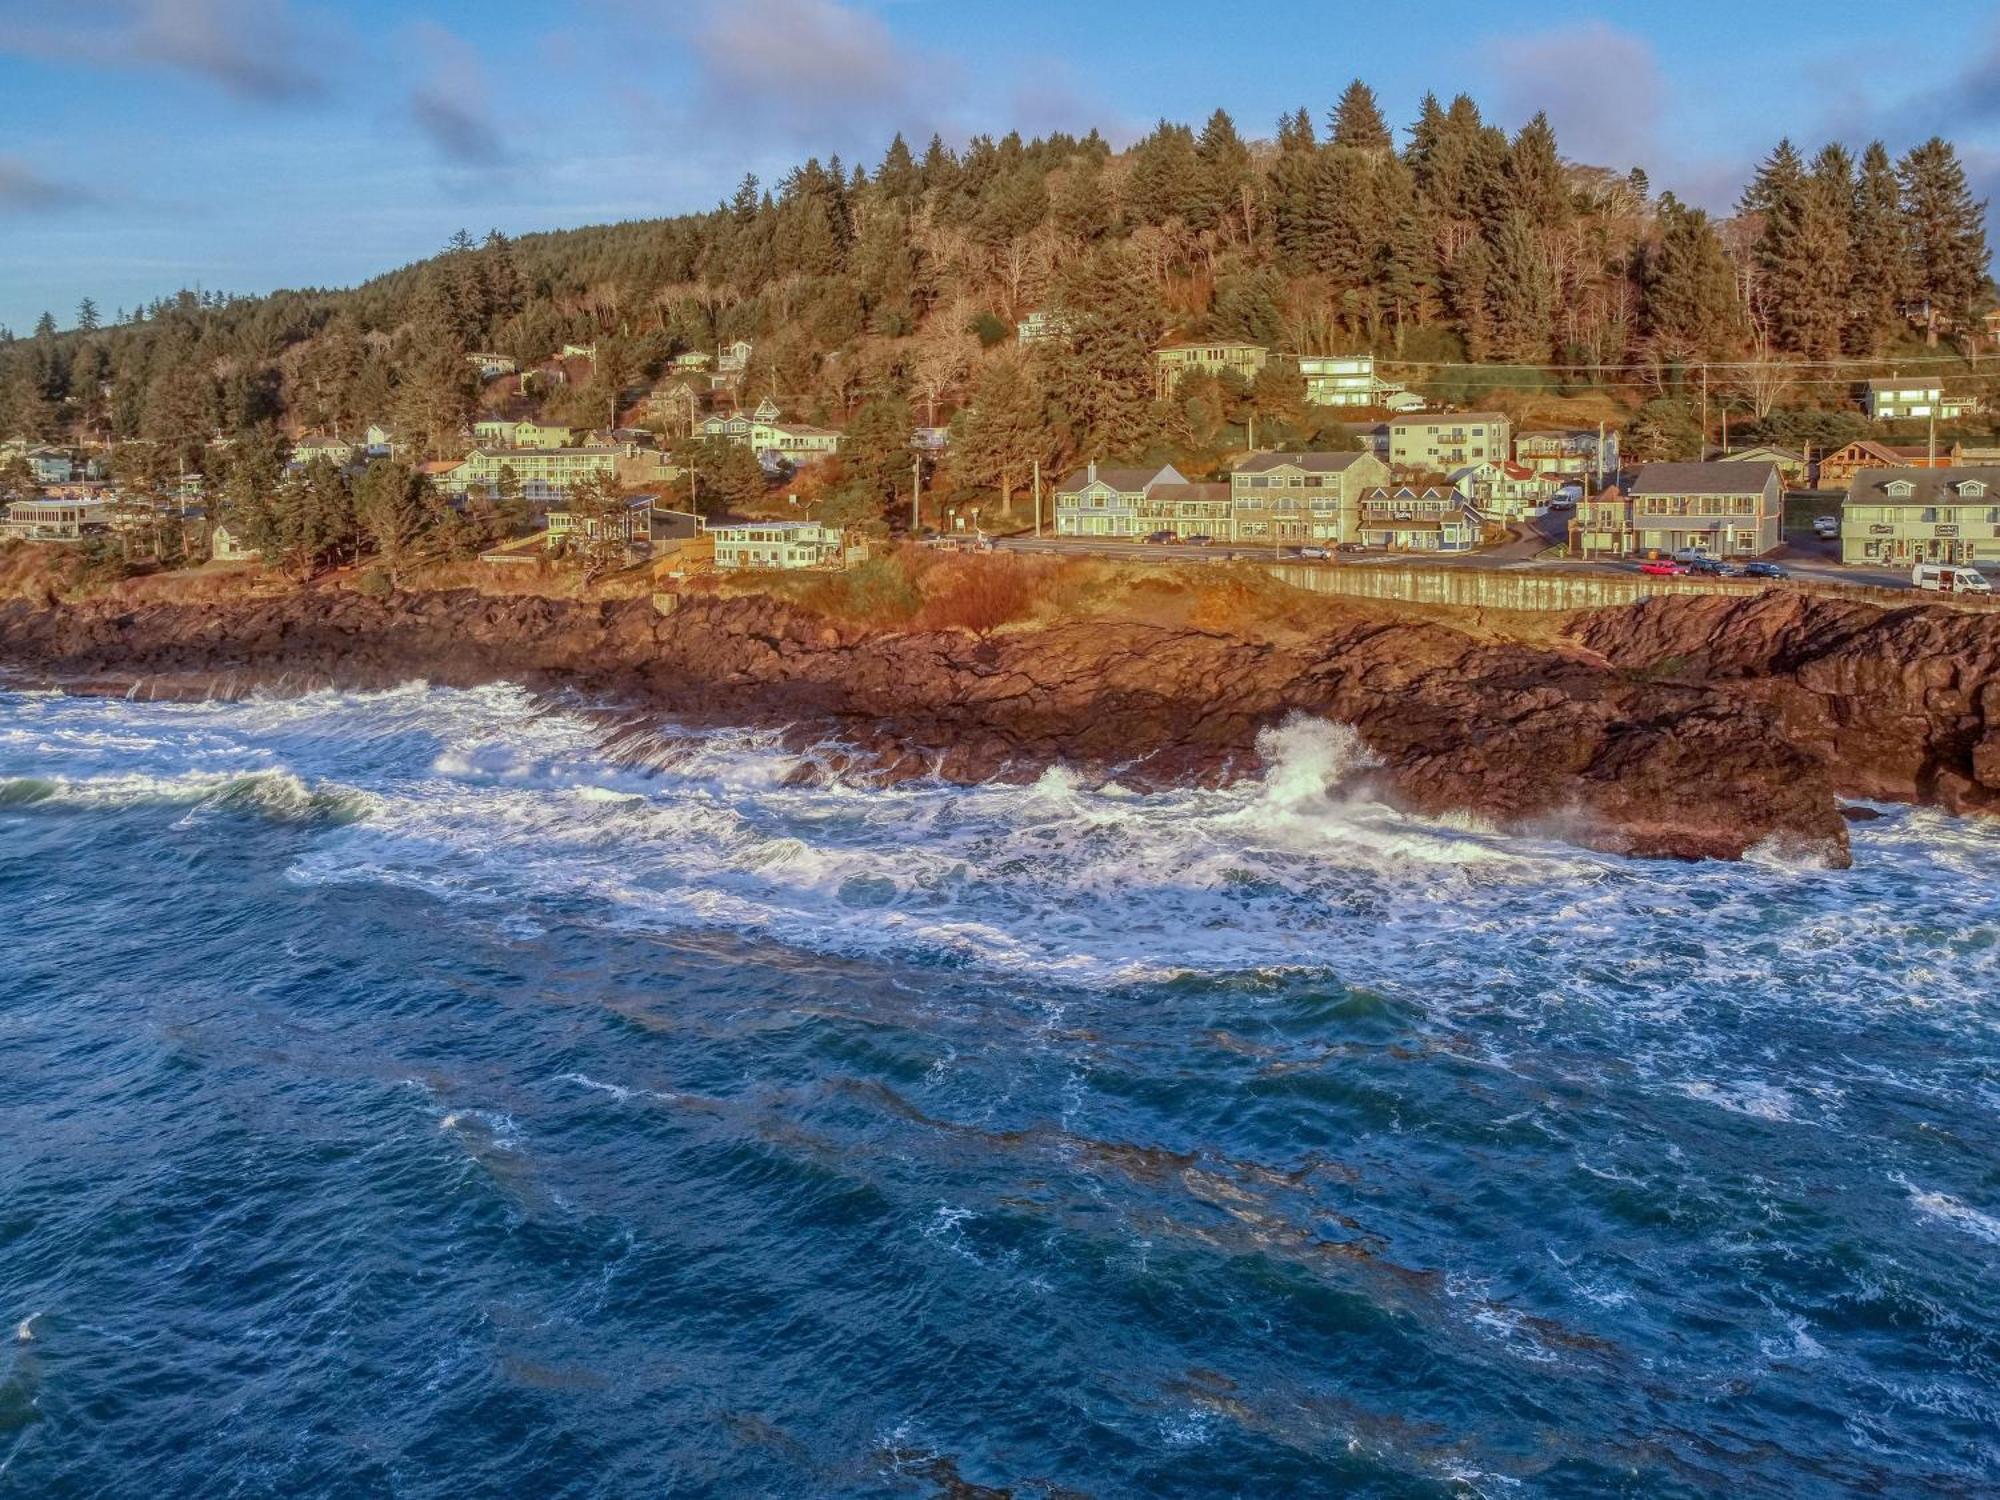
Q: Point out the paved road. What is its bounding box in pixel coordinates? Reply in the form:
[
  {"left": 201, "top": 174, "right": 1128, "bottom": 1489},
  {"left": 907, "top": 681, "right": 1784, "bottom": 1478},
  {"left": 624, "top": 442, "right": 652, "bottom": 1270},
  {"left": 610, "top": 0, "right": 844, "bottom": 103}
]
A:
[{"left": 992, "top": 520, "right": 1923, "bottom": 593}]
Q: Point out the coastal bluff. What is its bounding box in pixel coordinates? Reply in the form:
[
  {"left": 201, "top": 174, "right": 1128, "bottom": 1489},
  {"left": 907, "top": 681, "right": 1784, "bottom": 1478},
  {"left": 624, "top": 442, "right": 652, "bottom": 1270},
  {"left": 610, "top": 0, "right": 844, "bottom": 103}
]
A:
[{"left": 5, "top": 584, "right": 1998, "bottom": 866}]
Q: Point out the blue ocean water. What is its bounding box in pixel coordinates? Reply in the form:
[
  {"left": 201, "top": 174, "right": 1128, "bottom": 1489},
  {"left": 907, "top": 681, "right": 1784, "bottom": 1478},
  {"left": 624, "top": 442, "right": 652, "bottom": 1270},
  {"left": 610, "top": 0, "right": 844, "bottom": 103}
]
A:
[{"left": 0, "top": 682, "right": 1996, "bottom": 1499}]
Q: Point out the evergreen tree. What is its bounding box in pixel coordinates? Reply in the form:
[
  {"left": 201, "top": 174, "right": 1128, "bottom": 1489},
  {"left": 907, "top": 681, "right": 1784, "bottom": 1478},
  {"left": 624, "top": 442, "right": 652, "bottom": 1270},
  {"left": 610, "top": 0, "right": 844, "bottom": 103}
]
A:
[
  {"left": 76, "top": 298, "right": 100, "bottom": 332},
  {"left": 825, "top": 390, "right": 914, "bottom": 531},
  {"left": 1446, "top": 237, "right": 1494, "bottom": 361},
  {"left": 1642, "top": 195, "right": 1748, "bottom": 360},
  {"left": 686, "top": 434, "right": 767, "bottom": 518},
  {"left": 1898, "top": 137, "right": 1989, "bottom": 345},
  {"left": 354, "top": 458, "right": 434, "bottom": 581},
  {"left": 1040, "top": 244, "right": 1163, "bottom": 459},
  {"left": 952, "top": 355, "right": 1044, "bottom": 517},
  {"left": 1191, "top": 109, "right": 1251, "bottom": 237},
  {"left": 1329, "top": 79, "right": 1392, "bottom": 152},
  {"left": 1846, "top": 141, "right": 1905, "bottom": 353},
  {"left": 1125, "top": 121, "right": 1201, "bottom": 227},
  {"left": 1505, "top": 112, "right": 1568, "bottom": 227},
  {"left": 1269, "top": 108, "right": 1321, "bottom": 271},
  {"left": 1486, "top": 212, "right": 1553, "bottom": 362}
]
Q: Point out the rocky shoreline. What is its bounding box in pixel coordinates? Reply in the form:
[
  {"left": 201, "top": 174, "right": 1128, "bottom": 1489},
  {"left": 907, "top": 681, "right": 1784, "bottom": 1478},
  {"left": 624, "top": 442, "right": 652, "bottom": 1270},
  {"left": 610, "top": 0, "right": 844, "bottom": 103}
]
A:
[{"left": 5, "top": 584, "right": 2000, "bottom": 866}]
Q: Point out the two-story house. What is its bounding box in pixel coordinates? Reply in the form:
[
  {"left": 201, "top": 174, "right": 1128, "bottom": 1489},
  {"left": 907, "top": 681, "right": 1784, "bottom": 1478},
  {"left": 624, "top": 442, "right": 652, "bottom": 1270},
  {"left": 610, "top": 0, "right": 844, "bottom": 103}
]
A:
[
  {"left": 289, "top": 436, "right": 356, "bottom": 468},
  {"left": 1354, "top": 485, "right": 1484, "bottom": 552},
  {"left": 1228, "top": 450, "right": 1391, "bottom": 544},
  {"left": 1569, "top": 486, "right": 1633, "bottom": 559},
  {"left": 1447, "top": 460, "right": 1557, "bottom": 520},
  {"left": 1390, "top": 412, "right": 1512, "bottom": 470},
  {"left": 1841, "top": 468, "right": 2000, "bottom": 567},
  {"left": 1864, "top": 377, "right": 1943, "bottom": 421},
  {"left": 709, "top": 520, "right": 846, "bottom": 570},
  {"left": 1153, "top": 341, "right": 1269, "bottom": 393},
  {"left": 1625, "top": 461, "right": 1782, "bottom": 557},
  {"left": 1297, "top": 354, "right": 1420, "bottom": 411},
  {"left": 1052, "top": 462, "right": 1189, "bottom": 537},
  {"left": 447, "top": 445, "right": 625, "bottom": 501},
  {"left": 466, "top": 352, "right": 518, "bottom": 381},
  {"left": 1016, "top": 310, "right": 1074, "bottom": 345},
  {"left": 1140, "top": 481, "right": 1232, "bottom": 537}
]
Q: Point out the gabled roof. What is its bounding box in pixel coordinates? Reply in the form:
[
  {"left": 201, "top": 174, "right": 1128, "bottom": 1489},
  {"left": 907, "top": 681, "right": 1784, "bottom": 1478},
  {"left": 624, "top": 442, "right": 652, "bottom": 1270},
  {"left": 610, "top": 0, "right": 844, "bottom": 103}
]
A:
[
  {"left": 1866, "top": 377, "right": 1944, "bottom": 393},
  {"left": 1055, "top": 464, "right": 1180, "bottom": 494},
  {"left": 1845, "top": 466, "right": 2000, "bottom": 504},
  {"left": 1233, "top": 450, "right": 1370, "bottom": 475},
  {"left": 1829, "top": 439, "right": 1905, "bottom": 464},
  {"left": 1628, "top": 461, "right": 1776, "bottom": 497},
  {"left": 1390, "top": 410, "right": 1509, "bottom": 426},
  {"left": 1156, "top": 340, "right": 1268, "bottom": 353},
  {"left": 1150, "top": 482, "right": 1231, "bottom": 502}
]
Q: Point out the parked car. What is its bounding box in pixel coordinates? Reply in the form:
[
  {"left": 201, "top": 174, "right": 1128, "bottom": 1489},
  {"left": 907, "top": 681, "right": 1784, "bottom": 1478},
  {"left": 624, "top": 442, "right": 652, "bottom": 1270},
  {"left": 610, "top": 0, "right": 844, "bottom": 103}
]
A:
[
  {"left": 1336, "top": 541, "right": 1368, "bottom": 553},
  {"left": 1639, "top": 560, "right": 1687, "bottom": 576},
  {"left": 1294, "top": 545, "right": 1332, "bottom": 560},
  {"left": 1671, "top": 546, "right": 1713, "bottom": 564},
  {"left": 1813, "top": 515, "right": 1840, "bottom": 539},
  {"left": 1685, "top": 557, "right": 1734, "bottom": 576},
  {"left": 1741, "top": 561, "right": 1789, "bottom": 580},
  {"left": 1912, "top": 563, "right": 1993, "bottom": 594},
  {"left": 1145, "top": 529, "right": 1177, "bottom": 544},
  {"left": 1183, "top": 533, "right": 1215, "bottom": 546}
]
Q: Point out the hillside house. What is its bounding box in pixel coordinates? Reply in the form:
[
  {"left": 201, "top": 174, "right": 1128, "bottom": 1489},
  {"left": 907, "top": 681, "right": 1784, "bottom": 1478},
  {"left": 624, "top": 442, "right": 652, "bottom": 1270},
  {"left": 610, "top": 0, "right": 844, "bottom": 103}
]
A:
[
  {"left": 1053, "top": 462, "right": 1189, "bottom": 537},
  {"left": 364, "top": 423, "right": 395, "bottom": 457},
  {"left": 448, "top": 445, "right": 623, "bottom": 501},
  {"left": 1229, "top": 450, "right": 1391, "bottom": 544},
  {"left": 1841, "top": 468, "right": 2000, "bottom": 567},
  {"left": 1390, "top": 412, "right": 1511, "bottom": 469},
  {"left": 3, "top": 496, "right": 112, "bottom": 540},
  {"left": 290, "top": 436, "right": 356, "bottom": 468},
  {"left": 709, "top": 520, "right": 845, "bottom": 570},
  {"left": 1864, "top": 377, "right": 1943, "bottom": 421},
  {"left": 1624, "top": 461, "right": 1782, "bottom": 557},
  {"left": 1354, "top": 486, "right": 1483, "bottom": 552},
  {"left": 1153, "top": 341, "right": 1269, "bottom": 393},
  {"left": 467, "top": 352, "right": 518, "bottom": 380},
  {"left": 1016, "top": 310, "right": 1074, "bottom": 345}
]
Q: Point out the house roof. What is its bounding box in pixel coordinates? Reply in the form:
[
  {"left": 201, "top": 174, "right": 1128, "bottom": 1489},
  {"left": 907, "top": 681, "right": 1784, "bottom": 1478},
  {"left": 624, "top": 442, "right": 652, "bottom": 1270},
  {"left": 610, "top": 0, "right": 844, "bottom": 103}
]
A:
[
  {"left": 1830, "top": 440, "right": 1906, "bottom": 464},
  {"left": 1055, "top": 465, "right": 1177, "bottom": 494},
  {"left": 1719, "top": 445, "right": 1804, "bottom": 463},
  {"left": 1844, "top": 467, "right": 2000, "bottom": 504},
  {"left": 1150, "top": 482, "right": 1231, "bottom": 502},
  {"left": 1866, "top": 377, "right": 1944, "bottom": 393},
  {"left": 1391, "top": 411, "right": 1509, "bottom": 426},
  {"left": 1233, "top": 450, "right": 1369, "bottom": 475},
  {"left": 1156, "top": 340, "right": 1267, "bottom": 353},
  {"left": 1628, "top": 461, "right": 1776, "bottom": 497}
]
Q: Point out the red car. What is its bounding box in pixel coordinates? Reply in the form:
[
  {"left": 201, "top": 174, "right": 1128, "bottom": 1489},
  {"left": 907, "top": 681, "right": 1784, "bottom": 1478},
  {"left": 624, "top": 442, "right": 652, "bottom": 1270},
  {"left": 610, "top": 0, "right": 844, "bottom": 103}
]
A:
[{"left": 1638, "top": 560, "right": 1686, "bottom": 576}]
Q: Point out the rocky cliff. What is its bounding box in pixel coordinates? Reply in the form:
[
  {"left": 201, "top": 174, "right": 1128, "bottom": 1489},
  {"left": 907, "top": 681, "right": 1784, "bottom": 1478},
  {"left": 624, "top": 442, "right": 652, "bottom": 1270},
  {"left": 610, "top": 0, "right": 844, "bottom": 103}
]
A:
[{"left": 6, "top": 584, "right": 1993, "bottom": 866}]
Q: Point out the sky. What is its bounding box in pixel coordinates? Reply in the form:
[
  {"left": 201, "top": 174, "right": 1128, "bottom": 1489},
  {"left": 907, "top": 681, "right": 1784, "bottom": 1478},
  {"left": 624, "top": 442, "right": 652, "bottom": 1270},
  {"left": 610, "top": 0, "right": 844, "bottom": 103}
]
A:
[{"left": 3, "top": 0, "right": 1999, "bottom": 334}]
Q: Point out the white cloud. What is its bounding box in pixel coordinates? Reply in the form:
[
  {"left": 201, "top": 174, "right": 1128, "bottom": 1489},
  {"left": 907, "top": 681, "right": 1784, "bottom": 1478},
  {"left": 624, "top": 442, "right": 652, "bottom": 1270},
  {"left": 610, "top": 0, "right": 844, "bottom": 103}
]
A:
[
  {"left": 1490, "top": 20, "right": 1662, "bottom": 172},
  {"left": 0, "top": 0, "right": 328, "bottom": 102}
]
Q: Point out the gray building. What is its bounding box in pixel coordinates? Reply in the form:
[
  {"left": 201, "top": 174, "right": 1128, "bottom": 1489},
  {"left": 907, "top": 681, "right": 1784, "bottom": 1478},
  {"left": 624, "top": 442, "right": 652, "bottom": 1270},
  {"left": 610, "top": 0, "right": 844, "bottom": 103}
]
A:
[
  {"left": 1625, "top": 461, "right": 1782, "bottom": 557},
  {"left": 1228, "top": 450, "right": 1391, "bottom": 544}
]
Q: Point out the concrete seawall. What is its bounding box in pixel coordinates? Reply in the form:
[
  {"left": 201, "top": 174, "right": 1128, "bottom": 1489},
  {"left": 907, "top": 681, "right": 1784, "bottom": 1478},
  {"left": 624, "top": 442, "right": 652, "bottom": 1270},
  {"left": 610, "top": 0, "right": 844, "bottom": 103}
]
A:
[{"left": 1266, "top": 564, "right": 2000, "bottom": 614}]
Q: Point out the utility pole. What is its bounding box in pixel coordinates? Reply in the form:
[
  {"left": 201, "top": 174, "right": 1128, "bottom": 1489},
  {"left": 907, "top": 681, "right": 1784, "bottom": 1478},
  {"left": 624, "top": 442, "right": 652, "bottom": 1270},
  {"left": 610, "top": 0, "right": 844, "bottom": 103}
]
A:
[
  {"left": 1700, "top": 364, "right": 1710, "bottom": 454},
  {"left": 912, "top": 452, "right": 921, "bottom": 533},
  {"left": 1032, "top": 459, "right": 1042, "bottom": 538}
]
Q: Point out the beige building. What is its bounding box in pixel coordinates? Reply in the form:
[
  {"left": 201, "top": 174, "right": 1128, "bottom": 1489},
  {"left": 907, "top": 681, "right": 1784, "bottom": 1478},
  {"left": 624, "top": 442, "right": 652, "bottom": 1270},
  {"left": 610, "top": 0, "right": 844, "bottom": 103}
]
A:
[
  {"left": 1570, "top": 487, "right": 1635, "bottom": 559},
  {"left": 1154, "top": 341, "right": 1269, "bottom": 393},
  {"left": 709, "top": 520, "right": 845, "bottom": 569},
  {"left": 3, "top": 496, "right": 113, "bottom": 540},
  {"left": 1141, "top": 481, "right": 1232, "bottom": 537},
  {"left": 472, "top": 420, "right": 575, "bottom": 449},
  {"left": 447, "top": 446, "right": 623, "bottom": 500},
  {"left": 1842, "top": 468, "right": 2000, "bottom": 566},
  {"left": 1228, "top": 450, "right": 1391, "bottom": 544},
  {"left": 1390, "top": 412, "right": 1512, "bottom": 469},
  {"left": 1052, "top": 462, "right": 1188, "bottom": 537},
  {"left": 1623, "top": 461, "right": 1782, "bottom": 557},
  {"left": 1355, "top": 486, "right": 1483, "bottom": 552}
]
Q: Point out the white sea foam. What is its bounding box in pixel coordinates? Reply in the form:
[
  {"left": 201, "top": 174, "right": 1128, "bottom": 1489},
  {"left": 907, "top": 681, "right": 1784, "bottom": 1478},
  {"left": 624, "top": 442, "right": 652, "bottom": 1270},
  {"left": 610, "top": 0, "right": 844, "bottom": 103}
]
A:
[
  {"left": 7, "top": 682, "right": 2000, "bottom": 1035},
  {"left": 1897, "top": 1178, "right": 2000, "bottom": 1246}
]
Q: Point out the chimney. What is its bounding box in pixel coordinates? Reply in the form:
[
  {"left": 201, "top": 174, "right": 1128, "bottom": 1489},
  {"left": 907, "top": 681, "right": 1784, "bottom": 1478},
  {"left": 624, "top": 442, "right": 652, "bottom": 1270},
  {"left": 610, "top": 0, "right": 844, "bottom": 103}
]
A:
[{"left": 1087, "top": 459, "right": 1097, "bottom": 484}]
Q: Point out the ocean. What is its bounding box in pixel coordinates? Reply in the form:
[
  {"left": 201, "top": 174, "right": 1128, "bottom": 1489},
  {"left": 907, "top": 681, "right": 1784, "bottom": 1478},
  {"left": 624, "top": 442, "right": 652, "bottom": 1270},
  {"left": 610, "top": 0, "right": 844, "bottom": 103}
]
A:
[{"left": 0, "top": 681, "right": 1995, "bottom": 1498}]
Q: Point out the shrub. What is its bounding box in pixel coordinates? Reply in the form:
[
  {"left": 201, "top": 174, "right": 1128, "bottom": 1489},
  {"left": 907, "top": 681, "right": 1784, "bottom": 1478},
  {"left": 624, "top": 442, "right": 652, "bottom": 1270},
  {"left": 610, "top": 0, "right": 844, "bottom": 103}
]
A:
[
  {"left": 915, "top": 554, "right": 1035, "bottom": 635},
  {"left": 353, "top": 567, "right": 393, "bottom": 597}
]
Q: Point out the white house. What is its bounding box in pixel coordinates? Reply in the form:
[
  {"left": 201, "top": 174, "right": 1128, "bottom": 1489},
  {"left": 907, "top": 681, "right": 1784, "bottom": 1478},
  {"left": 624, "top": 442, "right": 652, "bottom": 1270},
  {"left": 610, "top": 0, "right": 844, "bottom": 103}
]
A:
[{"left": 708, "top": 520, "right": 845, "bottom": 570}]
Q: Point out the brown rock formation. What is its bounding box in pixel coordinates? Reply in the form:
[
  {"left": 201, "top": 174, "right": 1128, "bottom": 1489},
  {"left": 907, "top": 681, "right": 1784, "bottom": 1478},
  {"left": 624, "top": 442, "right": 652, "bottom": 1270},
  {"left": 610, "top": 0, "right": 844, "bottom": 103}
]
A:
[{"left": 15, "top": 583, "right": 1992, "bottom": 868}]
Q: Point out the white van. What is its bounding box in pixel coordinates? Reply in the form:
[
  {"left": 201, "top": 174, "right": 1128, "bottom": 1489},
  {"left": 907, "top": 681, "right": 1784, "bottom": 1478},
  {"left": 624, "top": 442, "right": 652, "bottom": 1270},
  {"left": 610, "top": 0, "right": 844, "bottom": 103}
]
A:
[{"left": 1913, "top": 563, "right": 1993, "bottom": 595}]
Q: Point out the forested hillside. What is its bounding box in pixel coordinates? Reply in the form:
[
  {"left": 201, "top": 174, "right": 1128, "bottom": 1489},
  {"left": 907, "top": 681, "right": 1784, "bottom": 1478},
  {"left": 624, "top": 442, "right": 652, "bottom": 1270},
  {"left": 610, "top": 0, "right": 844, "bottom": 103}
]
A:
[{"left": 1, "top": 82, "right": 1991, "bottom": 520}]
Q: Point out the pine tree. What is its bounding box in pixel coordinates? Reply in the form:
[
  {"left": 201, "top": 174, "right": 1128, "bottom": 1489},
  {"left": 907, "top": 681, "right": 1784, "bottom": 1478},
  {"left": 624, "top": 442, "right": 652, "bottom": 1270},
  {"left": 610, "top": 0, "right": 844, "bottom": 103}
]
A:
[
  {"left": 1899, "top": 137, "right": 1989, "bottom": 345},
  {"left": 1446, "top": 237, "right": 1493, "bottom": 360},
  {"left": 952, "top": 355, "right": 1043, "bottom": 515},
  {"left": 1846, "top": 141, "right": 1905, "bottom": 354},
  {"left": 875, "top": 133, "right": 921, "bottom": 207},
  {"left": 1040, "top": 245, "right": 1164, "bottom": 459},
  {"left": 1505, "top": 112, "right": 1568, "bottom": 228},
  {"left": 76, "top": 298, "right": 100, "bottom": 332},
  {"left": 1191, "top": 109, "right": 1251, "bottom": 237},
  {"left": 354, "top": 458, "right": 434, "bottom": 581},
  {"left": 1269, "top": 108, "right": 1320, "bottom": 271},
  {"left": 1642, "top": 194, "right": 1748, "bottom": 360},
  {"left": 1125, "top": 121, "right": 1201, "bottom": 227},
  {"left": 1329, "top": 79, "right": 1391, "bottom": 152},
  {"left": 1486, "top": 211, "right": 1553, "bottom": 362}
]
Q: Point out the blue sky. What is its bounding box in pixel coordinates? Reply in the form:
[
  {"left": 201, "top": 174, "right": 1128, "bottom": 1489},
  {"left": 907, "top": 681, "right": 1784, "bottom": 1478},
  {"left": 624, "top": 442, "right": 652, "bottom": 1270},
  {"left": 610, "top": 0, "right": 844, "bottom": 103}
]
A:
[{"left": 3, "top": 0, "right": 1998, "bottom": 334}]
